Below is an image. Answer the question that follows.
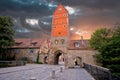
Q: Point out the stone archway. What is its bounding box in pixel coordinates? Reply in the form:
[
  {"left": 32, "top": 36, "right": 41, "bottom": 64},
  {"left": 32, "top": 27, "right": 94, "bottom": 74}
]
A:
[
  {"left": 74, "top": 57, "right": 82, "bottom": 67},
  {"left": 54, "top": 50, "right": 64, "bottom": 65}
]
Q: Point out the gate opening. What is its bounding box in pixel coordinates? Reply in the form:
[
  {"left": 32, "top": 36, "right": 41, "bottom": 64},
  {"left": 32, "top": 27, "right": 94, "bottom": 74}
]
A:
[
  {"left": 54, "top": 51, "right": 64, "bottom": 65},
  {"left": 74, "top": 57, "right": 82, "bottom": 67}
]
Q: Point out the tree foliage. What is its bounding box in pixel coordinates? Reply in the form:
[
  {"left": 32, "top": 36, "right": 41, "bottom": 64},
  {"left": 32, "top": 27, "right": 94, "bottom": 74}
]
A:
[
  {"left": 90, "top": 26, "right": 120, "bottom": 76},
  {"left": 0, "top": 16, "right": 15, "bottom": 48},
  {"left": 90, "top": 28, "right": 111, "bottom": 50}
]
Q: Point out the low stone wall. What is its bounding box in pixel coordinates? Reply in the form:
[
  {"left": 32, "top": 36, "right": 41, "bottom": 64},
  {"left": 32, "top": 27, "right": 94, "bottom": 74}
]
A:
[
  {"left": 83, "top": 63, "right": 112, "bottom": 80},
  {"left": 0, "top": 61, "right": 27, "bottom": 68}
]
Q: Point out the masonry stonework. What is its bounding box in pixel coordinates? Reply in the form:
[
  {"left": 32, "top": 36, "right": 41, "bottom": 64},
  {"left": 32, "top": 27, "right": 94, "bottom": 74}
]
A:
[
  {"left": 13, "top": 4, "right": 98, "bottom": 68},
  {"left": 47, "top": 4, "right": 98, "bottom": 68}
]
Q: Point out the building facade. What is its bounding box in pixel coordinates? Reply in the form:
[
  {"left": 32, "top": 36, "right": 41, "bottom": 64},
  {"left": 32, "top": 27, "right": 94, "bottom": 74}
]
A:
[
  {"left": 13, "top": 4, "right": 98, "bottom": 68},
  {"left": 10, "top": 38, "right": 48, "bottom": 63},
  {"left": 47, "top": 4, "right": 98, "bottom": 68}
]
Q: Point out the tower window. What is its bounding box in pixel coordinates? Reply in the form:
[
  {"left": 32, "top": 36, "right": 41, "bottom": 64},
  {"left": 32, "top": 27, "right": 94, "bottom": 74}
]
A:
[
  {"left": 63, "top": 14, "right": 66, "bottom": 17},
  {"left": 63, "top": 14, "right": 68, "bottom": 17},
  {"left": 59, "top": 8, "right": 62, "bottom": 11},
  {"left": 58, "top": 32, "right": 61, "bottom": 35},
  {"left": 63, "top": 25, "right": 66, "bottom": 28},
  {"left": 54, "top": 15, "right": 58, "bottom": 18},
  {"left": 53, "top": 26, "right": 56, "bottom": 28}
]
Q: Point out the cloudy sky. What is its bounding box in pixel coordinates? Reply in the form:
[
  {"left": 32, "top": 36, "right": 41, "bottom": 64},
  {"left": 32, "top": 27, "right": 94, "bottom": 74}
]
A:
[{"left": 0, "top": 0, "right": 120, "bottom": 39}]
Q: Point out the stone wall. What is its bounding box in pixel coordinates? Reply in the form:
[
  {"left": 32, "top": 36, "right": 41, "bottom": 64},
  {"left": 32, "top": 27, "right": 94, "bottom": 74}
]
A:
[
  {"left": 15, "top": 48, "right": 39, "bottom": 62},
  {"left": 67, "top": 49, "right": 99, "bottom": 68}
]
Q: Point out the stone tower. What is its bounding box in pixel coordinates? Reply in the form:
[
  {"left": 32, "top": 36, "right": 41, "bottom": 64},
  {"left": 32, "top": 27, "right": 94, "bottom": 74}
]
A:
[
  {"left": 51, "top": 4, "right": 69, "bottom": 47},
  {"left": 49, "top": 4, "right": 69, "bottom": 66}
]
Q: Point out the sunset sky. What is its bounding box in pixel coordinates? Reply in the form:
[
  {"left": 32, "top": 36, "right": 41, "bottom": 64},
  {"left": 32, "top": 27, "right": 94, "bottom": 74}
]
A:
[{"left": 0, "top": 0, "right": 120, "bottom": 40}]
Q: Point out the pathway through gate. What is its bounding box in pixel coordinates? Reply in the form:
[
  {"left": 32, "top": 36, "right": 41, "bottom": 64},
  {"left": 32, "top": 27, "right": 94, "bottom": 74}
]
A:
[{"left": 0, "top": 64, "right": 95, "bottom": 80}]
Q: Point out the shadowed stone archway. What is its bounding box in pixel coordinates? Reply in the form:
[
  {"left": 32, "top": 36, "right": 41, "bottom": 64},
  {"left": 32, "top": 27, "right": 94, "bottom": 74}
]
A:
[
  {"left": 74, "top": 56, "right": 83, "bottom": 67},
  {"left": 54, "top": 50, "right": 65, "bottom": 65}
]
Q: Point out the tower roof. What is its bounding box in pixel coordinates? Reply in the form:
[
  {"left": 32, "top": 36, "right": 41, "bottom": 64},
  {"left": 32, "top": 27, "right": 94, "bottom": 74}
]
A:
[{"left": 53, "top": 4, "right": 68, "bottom": 15}]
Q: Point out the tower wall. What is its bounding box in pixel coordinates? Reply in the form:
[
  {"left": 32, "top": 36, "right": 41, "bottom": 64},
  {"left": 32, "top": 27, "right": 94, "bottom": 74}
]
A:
[
  {"left": 48, "top": 4, "right": 97, "bottom": 67},
  {"left": 49, "top": 4, "right": 70, "bottom": 65}
]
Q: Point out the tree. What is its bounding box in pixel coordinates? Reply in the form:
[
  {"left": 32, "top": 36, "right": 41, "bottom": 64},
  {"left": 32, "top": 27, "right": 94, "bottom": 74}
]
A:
[
  {"left": 0, "top": 16, "right": 15, "bottom": 61},
  {"left": 90, "top": 27, "right": 120, "bottom": 76},
  {"left": 0, "top": 16, "right": 15, "bottom": 48},
  {"left": 90, "top": 28, "right": 111, "bottom": 50}
]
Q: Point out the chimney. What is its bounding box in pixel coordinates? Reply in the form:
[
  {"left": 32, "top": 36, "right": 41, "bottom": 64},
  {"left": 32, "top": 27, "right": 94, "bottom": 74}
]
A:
[{"left": 81, "top": 36, "right": 84, "bottom": 45}]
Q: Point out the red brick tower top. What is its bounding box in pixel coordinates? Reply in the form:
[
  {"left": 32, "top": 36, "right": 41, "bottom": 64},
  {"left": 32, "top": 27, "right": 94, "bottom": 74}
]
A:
[{"left": 52, "top": 4, "right": 69, "bottom": 37}]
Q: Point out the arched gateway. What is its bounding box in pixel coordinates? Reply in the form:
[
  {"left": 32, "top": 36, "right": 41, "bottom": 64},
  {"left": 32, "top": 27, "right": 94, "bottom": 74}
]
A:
[
  {"left": 74, "top": 57, "right": 82, "bottom": 67},
  {"left": 48, "top": 4, "right": 69, "bottom": 67},
  {"left": 54, "top": 50, "right": 64, "bottom": 65}
]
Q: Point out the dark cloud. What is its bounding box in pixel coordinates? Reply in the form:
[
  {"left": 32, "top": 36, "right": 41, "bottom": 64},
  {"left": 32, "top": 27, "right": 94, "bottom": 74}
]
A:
[
  {"left": 0, "top": 0, "right": 120, "bottom": 39},
  {"left": 56, "top": 0, "right": 120, "bottom": 9},
  {"left": 0, "top": 0, "right": 56, "bottom": 17}
]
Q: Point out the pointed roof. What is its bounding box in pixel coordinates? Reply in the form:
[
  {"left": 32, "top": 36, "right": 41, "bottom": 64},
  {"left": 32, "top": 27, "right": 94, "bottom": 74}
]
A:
[{"left": 53, "top": 4, "right": 68, "bottom": 15}]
